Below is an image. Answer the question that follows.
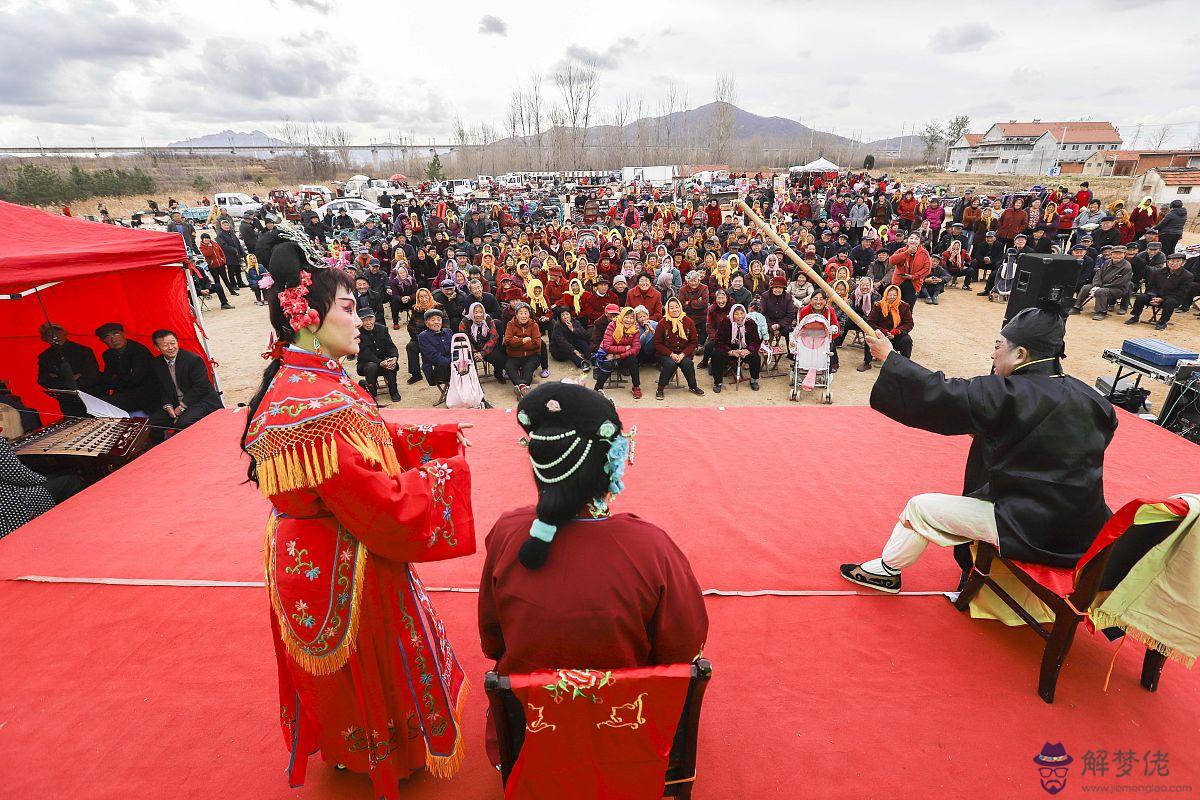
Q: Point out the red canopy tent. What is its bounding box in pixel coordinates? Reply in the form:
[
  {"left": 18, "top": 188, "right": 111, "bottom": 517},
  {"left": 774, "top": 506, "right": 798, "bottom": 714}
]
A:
[{"left": 0, "top": 200, "right": 212, "bottom": 424}]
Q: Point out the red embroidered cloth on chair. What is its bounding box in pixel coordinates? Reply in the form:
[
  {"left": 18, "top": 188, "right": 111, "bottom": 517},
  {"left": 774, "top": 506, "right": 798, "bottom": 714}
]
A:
[{"left": 506, "top": 664, "right": 694, "bottom": 800}]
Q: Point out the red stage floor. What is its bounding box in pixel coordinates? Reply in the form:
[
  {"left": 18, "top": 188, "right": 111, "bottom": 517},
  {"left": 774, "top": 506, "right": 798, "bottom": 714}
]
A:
[{"left": 1, "top": 407, "right": 1198, "bottom": 798}]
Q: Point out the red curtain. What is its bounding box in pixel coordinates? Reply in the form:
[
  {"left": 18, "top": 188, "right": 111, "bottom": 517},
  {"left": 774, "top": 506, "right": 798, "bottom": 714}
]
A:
[{"left": 1, "top": 266, "right": 203, "bottom": 424}]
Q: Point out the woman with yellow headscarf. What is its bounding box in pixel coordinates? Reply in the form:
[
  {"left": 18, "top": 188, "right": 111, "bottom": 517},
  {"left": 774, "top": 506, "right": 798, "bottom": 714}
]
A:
[
  {"left": 652, "top": 296, "right": 704, "bottom": 399},
  {"left": 594, "top": 307, "right": 644, "bottom": 398},
  {"left": 859, "top": 284, "right": 913, "bottom": 371},
  {"left": 710, "top": 258, "right": 733, "bottom": 293}
]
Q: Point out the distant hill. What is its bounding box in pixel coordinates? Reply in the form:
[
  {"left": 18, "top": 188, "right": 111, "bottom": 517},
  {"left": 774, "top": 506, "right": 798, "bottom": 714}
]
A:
[
  {"left": 493, "top": 101, "right": 925, "bottom": 162},
  {"left": 167, "top": 130, "right": 288, "bottom": 148}
]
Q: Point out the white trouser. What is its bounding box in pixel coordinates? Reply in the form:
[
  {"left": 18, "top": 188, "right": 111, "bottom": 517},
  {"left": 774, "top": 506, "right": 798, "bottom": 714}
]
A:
[{"left": 881, "top": 493, "right": 999, "bottom": 571}]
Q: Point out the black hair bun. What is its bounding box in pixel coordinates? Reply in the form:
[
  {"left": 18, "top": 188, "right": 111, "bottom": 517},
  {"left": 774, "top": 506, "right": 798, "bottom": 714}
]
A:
[
  {"left": 517, "top": 382, "right": 620, "bottom": 438},
  {"left": 267, "top": 240, "right": 307, "bottom": 291}
]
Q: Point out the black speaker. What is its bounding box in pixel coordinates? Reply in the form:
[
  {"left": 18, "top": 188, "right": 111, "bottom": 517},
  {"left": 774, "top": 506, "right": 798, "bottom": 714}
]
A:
[{"left": 1003, "top": 253, "right": 1081, "bottom": 325}]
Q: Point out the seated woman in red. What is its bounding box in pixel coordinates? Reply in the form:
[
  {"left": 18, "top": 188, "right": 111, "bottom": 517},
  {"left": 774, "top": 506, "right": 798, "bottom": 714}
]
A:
[{"left": 477, "top": 382, "right": 707, "bottom": 755}]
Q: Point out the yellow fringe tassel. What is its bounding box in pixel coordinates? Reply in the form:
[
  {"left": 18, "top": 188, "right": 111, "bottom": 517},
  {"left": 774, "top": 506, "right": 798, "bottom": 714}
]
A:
[
  {"left": 425, "top": 679, "right": 470, "bottom": 780},
  {"left": 1091, "top": 609, "right": 1196, "bottom": 669},
  {"left": 263, "top": 515, "right": 369, "bottom": 677},
  {"left": 254, "top": 426, "right": 396, "bottom": 497}
]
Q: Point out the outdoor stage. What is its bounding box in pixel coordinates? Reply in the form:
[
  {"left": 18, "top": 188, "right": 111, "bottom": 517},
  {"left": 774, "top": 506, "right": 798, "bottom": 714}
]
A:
[{"left": 2, "top": 406, "right": 1198, "bottom": 798}]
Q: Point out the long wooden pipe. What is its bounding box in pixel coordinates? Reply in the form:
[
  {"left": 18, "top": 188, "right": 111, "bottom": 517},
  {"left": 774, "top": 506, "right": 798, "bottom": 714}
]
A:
[{"left": 735, "top": 199, "right": 877, "bottom": 338}]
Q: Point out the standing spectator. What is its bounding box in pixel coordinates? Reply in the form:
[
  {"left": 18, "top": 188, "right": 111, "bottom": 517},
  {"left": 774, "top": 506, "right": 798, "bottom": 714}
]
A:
[
  {"left": 167, "top": 211, "right": 198, "bottom": 255},
  {"left": 888, "top": 234, "right": 931, "bottom": 308},
  {"left": 239, "top": 211, "right": 262, "bottom": 257},
  {"left": 216, "top": 218, "right": 248, "bottom": 288},
  {"left": 1129, "top": 196, "right": 1160, "bottom": 239},
  {"left": 996, "top": 197, "right": 1026, "bottom": 249},
  {"left": 1157, "top": 199, "right": 1188, "bottom": 256},
  {"left": 198, "top": 233, "right": 239, "bottom": 296}
]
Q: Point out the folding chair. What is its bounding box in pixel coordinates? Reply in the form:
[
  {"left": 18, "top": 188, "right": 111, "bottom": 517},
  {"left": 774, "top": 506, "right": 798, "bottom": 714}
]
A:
[
  {"left": 485, "top": 659, "right": 713, "bottom": 799},
  {"left": 953, "top": 498, "right": 1180, "bottom": 703}
]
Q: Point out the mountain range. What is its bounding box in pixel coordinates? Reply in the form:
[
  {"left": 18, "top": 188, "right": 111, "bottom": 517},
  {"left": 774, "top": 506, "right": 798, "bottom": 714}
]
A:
[{"left": 172, "top": 105, "right": 923, "bottom": 158}]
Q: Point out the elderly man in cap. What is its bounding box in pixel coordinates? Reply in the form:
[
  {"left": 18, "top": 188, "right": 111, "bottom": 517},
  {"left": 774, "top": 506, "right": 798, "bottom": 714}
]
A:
[
  {"left": 969, "top": 229, "right": 1002, "bottom": 293},
  {"left": 355, "top": 307, "right": 401, "bottom": 403},
  {"left": 416, "top": 308, "right": 453, "bottom": 405},
  {"left": 1126, "top": 252, "right": 1194, "bottom": 331},
  {"left": 94, "top": 322, "right": 159, "bottom": 415},
  {"left": 433, "top": 279, "right": 467, "bottom": 331},
  {"left": 1070, "top": 244, "right": 1132, "bottom": 320},
  {"left": 842, "top": 300, "right": 1117, "bottom": 593}
]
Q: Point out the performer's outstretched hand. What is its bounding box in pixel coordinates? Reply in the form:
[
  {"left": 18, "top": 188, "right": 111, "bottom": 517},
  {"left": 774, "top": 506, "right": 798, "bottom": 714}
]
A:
[
  {"left": 868, "top": 329, "right": 893, "bottom": 362},
  {"left": 457, "top": 423, "right": 474, "bottom": 448}
]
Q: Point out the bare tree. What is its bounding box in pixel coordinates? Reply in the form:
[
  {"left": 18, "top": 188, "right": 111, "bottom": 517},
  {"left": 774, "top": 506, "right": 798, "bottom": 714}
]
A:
[
  {"left": 607, "top": 94, "right": 633, "bottom": 169},
  {"left": 711, "top": 74, "right": 737, "bottom": 164},
  {"left": 944, "top": 115, "right": 971, "bottom": 145},
  {"left": 1149, "top": 124, "right": 1171, "bottom": 150},
  {"left": 553, "top": 60, "right": 599, "bottom": 169}
]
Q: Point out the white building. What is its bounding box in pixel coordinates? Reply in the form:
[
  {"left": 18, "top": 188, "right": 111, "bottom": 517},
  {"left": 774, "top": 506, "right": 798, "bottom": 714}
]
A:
[
  {"left": 946, "top": 121, "right": 1123, "bottom": 175},
  {"left": 1131, "top": 168, "right": 1200, "bottom": 214}
]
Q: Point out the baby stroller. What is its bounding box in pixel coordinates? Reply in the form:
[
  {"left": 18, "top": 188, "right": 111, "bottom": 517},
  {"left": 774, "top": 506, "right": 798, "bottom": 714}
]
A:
[
  {"left": 990, "top": 248, "right": 1019, "bottom": 303},
  {"left": 788, "top": 313, "right": 834, "bottom": 404},
  {"left": 446, "top": 333, "right": 489, "bottom": 409}
]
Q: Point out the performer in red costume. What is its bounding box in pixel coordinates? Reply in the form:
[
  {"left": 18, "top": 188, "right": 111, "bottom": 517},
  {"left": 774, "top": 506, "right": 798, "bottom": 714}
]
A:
[{"left": 241, "top": 224, "right": 476, "bottom": 799}]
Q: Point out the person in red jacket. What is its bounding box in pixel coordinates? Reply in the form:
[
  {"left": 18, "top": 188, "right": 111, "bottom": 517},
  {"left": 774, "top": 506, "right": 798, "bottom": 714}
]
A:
[
  {"left": 625, "top": 274, "right": 664, "bottom": 320},
  {"left": 858, "top": 284, "right": 913, "bottom": 371},
  {"left": 704, "top": 200, "right": 722, "bottom": 230},
  {"left": 595, "top": 307, "right": 643, "bottom": 397},
  {"left": 896, "top": 191, "right": 919, "bottom": 232},
  {"left": 652, "top": 297, "right": 704, "bottom": 398},
  {"left": 1074, "top": 182, "right": 1093, "bottom": 208},
  {"left": 888, "top": 234, "right": 931, "bottom": 307},
  {"left": 198, "top": 233, "right": 239, "bottom": 296}
]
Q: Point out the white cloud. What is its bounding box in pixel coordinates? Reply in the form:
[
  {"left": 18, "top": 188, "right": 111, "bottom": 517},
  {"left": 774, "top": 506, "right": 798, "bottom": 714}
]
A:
[
  {"left": 478, "top": 15, "right": 507, "bottom": 35},
  {"left": 932, "top": 22, "right": 998, "bottom": 54}
]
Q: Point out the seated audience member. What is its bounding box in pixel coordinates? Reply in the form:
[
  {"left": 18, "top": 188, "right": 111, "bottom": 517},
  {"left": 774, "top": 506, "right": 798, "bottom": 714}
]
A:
[
  {"left": 711, "top": 303, "right": 762, "bottom": 393},
  {"left": 0, "top": 436, "right": 83, "bottom": 537},
  {"left": 589, "top": 303, "right": 619, "bottom": 354},
  {"left": 503, "top": 303, "right": 543, "bottom": 397},
  {"left": 1126, "top": 252, "right": 1194, "bottom": 331},
  {"left": 653, "top": 297, "right": 705, "bottom": 399},
  {"left": 95, "top": 322, "right": 159, "bottom": 415},
  {"left": 549, "top": 307, "right": 592, "bottom": 369},
  {"left": 633, "top": 306, "right": 658, "bottom": 365},
  {"left": 727, "top": 273, "right": 754, "bottom": 308},
  {"left": 761, "top": 275, "right": 796, "bottom": 340},
  {"left": 478, "top": 382, "right": 708, "bottom": 770},
  {"left": 788, "top": 270, "right": 816, "bottom": 308},
  {"left": 354, "top": 308, "right": 401, "bottom": 403},
  {"left": 918, "top": 256, "right": 951, "bottom": 305},
  {"left": 701, "top": 288, "right": 731, "bottom": 369},
  {"left": 678, "top": 270, "right": 711, "bottom": 345},
  {"left": 847, "top": 277, "right": 880, "bottom": 348},
  {"left": 625, "top": 274, "right": 664, "bottom": 321},
  {"left": 417, "top": 308, "right": 453, "bottom": 404},
  {"left": 1070, "top": 245, "right": 1132, "bottom": 320},
  {"left": 405, "top": 287, "right": 436, "bottom": 385},
  {"left": 460, "top": 301, "right": 507, "bottom": 381},
  {"left": 147, "top": 329, "right": 223, "bottom": 444},
  {"left": 969, "top": 230, "right": 1002, "bottom": 293},
  {"left": 36, "top": 323, "right": 101, "bottom": 418},
  {"left": 859, "top": 284, "right": 913, "bottom": 371},
  {"left": 594, "top": 307, "right": 643, "bottom": 398}
]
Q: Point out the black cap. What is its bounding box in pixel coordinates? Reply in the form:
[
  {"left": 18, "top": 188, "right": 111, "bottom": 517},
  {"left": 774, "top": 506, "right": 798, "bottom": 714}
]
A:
[
  {"left": 1000, "top": 300, "right": 1067, "bottom": 358},
  {"left": 985, "top": 230, "right": 997, "bottom": 237},
  {"left": 358, "top": 306, "right": 376, "bottom": 318},
  {"left": 95, "top": 322, "right": 123, "bottom": 337},
  {"left": 1167, "top": 251, "right": 1186, "bottom": 261}
]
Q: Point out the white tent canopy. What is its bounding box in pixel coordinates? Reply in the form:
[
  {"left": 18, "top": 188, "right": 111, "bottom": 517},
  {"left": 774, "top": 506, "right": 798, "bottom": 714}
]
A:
[{"left": 789, "top": 158, "right": 842, "bottom": 173}]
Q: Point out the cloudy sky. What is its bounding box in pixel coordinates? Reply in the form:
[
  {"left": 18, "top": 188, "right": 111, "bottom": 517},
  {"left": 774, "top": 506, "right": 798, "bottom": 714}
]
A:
[{"left": 1, "top": 0, "right": 1198, "bottom": 147}]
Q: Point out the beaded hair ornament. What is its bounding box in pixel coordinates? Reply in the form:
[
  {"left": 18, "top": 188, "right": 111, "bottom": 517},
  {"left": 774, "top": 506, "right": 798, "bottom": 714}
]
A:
[
  {"left": 272, "top": 223, "right": 330, "bottom": 332},
  {"left": 517, "top": 398, "right": 636, "bottom": 542}
]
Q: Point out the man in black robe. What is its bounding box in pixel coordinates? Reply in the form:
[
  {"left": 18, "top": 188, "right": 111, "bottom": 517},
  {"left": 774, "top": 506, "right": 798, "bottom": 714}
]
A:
[
  {"left": 94, "top": 322, "right": 159, "bottom": 416},
  {"left": 36, "top": 323, "right": 102, "bottom": 417},
  {"left": 840, "top": 302, "right": 1117, "bottom": 593}
]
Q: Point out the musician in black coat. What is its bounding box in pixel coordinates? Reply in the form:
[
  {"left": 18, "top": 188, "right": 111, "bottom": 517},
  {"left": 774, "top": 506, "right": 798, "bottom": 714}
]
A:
[
  {"left": 841, "top": 302, "right": 1117, "bottom": 593},
  {"left": 354, "top": 308, "right": 401, "bottom": 402},
  {"left": 36, "top": 323, "right": 102, "bottom": 417},
  {"left": 148, "top": 330, "right": 222, "bottom": 443},
  {"left": 95, "top": 322, "right": 159, "bottom": 415}
]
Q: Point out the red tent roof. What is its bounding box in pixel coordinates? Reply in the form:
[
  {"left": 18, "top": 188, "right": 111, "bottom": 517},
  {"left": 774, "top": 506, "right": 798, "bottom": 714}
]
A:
[{"left": 0, "top": 200, "right": 188, "bottom": 288}]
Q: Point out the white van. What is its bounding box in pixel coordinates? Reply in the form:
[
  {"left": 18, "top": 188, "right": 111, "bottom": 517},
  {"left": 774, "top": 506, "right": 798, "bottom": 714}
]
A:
[
  {"left": 444, "top": 178, "right": 478, "bottom": 198},
  {"left": 213, "top": 192, "right": 262, "bottom": 217}
]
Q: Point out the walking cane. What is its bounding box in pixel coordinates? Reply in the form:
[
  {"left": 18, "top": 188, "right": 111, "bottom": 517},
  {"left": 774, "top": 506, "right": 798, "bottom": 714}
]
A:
[{"left": 735, "top": 199, "right": 878, "bottom": 340}]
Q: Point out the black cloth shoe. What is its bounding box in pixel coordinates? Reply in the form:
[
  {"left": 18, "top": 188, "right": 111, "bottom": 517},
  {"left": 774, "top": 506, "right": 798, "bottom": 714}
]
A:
[
  {"left": 750, "top": 380, "right": 760, "bottom": 391},
  {"left": 655, "top": 386, "right": 665, "bottom": 400},
  {"left": 713, "top": 382, "right": 722, "bottom": 393},
  {"left": 406, "top": 375, "right": 422, "bottom": 385},
  {"left": 1155, "top": 322, "right": 1167, "bottom": 331},
  {"left": 839, "top": 563, "right": 901, "bottom": 594},
  {"left": 1125, "top": 317, "right": 1139, "bottom": 325},
  {"left": 388, "top": 389, "right": 401, "bottom": 402}
]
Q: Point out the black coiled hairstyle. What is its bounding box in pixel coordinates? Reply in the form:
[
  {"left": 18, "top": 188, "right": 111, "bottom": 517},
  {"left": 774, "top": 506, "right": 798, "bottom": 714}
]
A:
[
  {"left": 241, "top": 237, "right": 355, "bottom": 484},
  {"left": 515, "top": 382, "right": 623, "bottom": 570}
]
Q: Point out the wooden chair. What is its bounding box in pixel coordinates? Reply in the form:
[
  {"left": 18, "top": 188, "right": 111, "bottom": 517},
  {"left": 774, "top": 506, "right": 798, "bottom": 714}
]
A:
[
  {"left": 953, "top": 502, "right": 1174, "bottom": 704},
  {"left": 485, "top": 659, "right": 713, "bottom": 799}
]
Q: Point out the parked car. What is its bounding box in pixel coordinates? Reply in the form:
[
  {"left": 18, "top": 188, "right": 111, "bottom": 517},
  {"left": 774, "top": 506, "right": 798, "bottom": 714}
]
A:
[
  {"left": 214, "top": 192, "right": 263, "bottom": 217},
  {"left": 316, "top": 198, "right": 390, "bottom": 225}
]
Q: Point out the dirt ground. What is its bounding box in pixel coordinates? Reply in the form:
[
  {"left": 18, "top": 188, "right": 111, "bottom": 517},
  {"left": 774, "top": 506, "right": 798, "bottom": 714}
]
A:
[{"left": 202, "top": 281, "right": 1200, "bottom": 413}]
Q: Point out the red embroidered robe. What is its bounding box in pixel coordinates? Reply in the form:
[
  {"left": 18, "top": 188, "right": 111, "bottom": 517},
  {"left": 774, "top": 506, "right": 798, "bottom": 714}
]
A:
[{"left": 244, "top": 348, "right": 475, "bottom": 799}]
